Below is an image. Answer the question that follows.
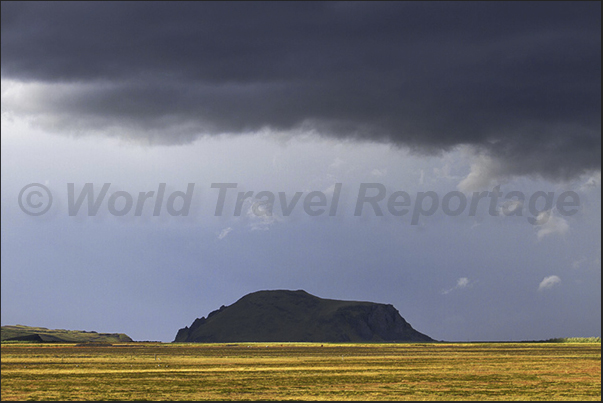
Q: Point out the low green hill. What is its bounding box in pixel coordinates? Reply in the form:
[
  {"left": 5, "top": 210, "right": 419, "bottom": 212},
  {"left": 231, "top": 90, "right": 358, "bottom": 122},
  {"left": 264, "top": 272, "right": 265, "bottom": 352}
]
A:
[
  {"left": 1, "top": 325, "right": 132, "bottom": 343},
  {"left": 175, "top": 290, "right": 434, "bottom": 343}
]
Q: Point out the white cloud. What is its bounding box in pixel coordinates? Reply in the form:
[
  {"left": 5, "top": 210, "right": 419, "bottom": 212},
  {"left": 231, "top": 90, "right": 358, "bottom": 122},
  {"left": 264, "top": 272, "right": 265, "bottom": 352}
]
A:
[
  {"left": 535, "top": 211, "right": 569, "bottom": 240},
  {"left": 246, "top": 200, "right": 281, "bottom": 231},
  {"left": 579, "top": 171, "right": 601, "bottom": 192},
  {"left": 457, "top": 155, "right": 504, "bottom": 192},
  {"left": 217, "top": 227, "right": 233, "bottom": 240},
  {"left": 442, "top": 277, "right": 472, "bottom": 295},
  {"left": 499, "top": 199, "right": 523, "bottom": 216},
  {"left": 538, "top": 275, "right": 561, "bottom": 291}
]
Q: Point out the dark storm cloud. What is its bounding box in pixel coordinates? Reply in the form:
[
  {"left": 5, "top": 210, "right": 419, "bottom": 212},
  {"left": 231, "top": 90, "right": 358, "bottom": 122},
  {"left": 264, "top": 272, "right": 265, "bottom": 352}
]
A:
[{"left": 2, "top": 2, "right": 600, "bottom": 180}]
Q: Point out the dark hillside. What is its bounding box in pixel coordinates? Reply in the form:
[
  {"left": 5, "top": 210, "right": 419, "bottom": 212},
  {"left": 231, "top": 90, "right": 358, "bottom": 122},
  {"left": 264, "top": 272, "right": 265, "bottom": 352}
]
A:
[{"left": 175, "top": 290, "right": 433, "bottom": 343}]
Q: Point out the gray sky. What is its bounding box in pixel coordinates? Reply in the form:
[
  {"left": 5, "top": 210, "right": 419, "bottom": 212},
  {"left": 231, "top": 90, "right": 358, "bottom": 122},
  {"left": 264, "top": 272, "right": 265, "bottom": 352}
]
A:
[{"left": 1, "top": 2, "right": 600, "bottom": 342}]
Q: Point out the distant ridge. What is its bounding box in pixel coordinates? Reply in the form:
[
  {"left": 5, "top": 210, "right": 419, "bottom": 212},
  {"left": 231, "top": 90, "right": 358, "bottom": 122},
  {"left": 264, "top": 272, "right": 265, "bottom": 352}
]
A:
[
  {"left": 1, "top": 325, "right": 132, "bottom": 343},
  {"left": 175, "top": 290, "right": 434, "bottom": 343}
]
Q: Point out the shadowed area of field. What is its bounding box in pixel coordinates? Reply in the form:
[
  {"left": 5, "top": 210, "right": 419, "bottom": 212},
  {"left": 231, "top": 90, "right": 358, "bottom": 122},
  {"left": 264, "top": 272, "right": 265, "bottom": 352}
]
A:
[{"left": 1, "top": 342, "right": 600, "bottom": 400}]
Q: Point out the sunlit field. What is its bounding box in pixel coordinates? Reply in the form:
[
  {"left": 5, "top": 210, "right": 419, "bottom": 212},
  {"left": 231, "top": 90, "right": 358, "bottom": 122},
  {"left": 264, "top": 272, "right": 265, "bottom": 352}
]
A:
[{"left": 1, "top": 342, "right": 600, "bottom": 401}]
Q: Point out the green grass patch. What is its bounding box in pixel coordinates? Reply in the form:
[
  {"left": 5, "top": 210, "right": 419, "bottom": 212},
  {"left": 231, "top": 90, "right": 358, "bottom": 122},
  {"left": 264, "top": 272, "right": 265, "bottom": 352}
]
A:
[{"left": 545, "top": 337, "right": 601, "bottom": 343}]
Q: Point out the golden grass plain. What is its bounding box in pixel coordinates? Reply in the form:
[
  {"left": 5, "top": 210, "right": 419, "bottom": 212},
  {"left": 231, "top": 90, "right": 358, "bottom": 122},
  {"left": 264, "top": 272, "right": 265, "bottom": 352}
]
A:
[{"left": 1, "top": 342, "right": 600, "bottom": 401}]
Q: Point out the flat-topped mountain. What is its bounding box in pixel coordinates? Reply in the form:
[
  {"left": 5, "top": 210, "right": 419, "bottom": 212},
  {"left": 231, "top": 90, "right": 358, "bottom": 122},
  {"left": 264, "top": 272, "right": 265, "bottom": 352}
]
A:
[
  {"left": 1, "top": 325, "right": 132, "bottom": 343},
  {"left": 175, "top": 290, "right": 433, "bottom": 343}
]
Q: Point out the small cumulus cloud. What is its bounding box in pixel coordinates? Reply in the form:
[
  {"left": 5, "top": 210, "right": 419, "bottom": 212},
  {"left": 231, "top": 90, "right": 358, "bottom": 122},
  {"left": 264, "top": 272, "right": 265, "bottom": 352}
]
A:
[
  {"left": 579, "top": 171, "right": 601, "bottom": 192},
  {"left": 457, "top": 155, "right": 505, "bottom": 192},
  {"left": 535, "top": 211, "right": 569, "bottom": 240},
  {"left": 217, "top": 227, "right": 233, "bottom": 240},
  {"left": 442, "top": 277, "right": 473, "bottom": 295},
  {"left": 246, "top": 200, "right": 281, "bottom": 231},
  {"left": 470, "top": 221, "right": 482, "bottom": 230},
  {"left": 499, "top": 199, "right": 523, "bottom": 216},
  {"left": 538, "top": 275, "right": 561, "bottom": 291}
]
